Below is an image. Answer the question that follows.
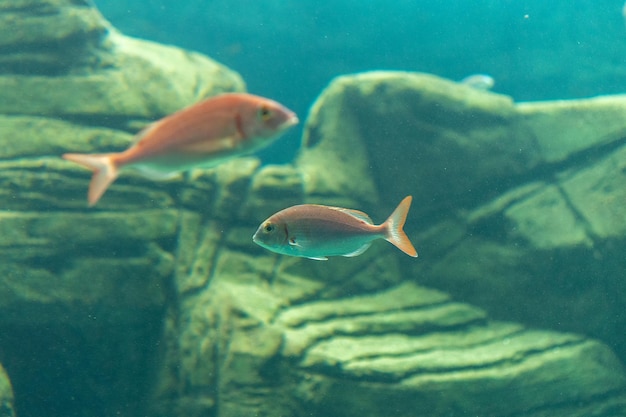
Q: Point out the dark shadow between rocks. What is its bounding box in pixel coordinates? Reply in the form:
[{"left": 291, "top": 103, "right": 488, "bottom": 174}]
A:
[{"left": 0, "top": 317, "right": 165, "bottom": 417}]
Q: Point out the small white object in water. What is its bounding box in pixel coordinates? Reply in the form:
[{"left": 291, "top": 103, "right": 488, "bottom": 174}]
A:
[{"left": 460, "top": 73, "right": 495, "bottom": 91}]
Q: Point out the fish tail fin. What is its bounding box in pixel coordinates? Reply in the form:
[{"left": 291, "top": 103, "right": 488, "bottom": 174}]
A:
[
  {"left": 63, "top": 153, "right": 119, "bottom": 206},
  {"left": 382, "top": 196, "right": 418, "bottom": 257}
]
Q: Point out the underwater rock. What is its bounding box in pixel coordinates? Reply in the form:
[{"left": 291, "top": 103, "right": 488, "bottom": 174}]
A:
[
  {"left": 0, "top": 0, "right": 244, "bottom": 321},
  {"left": 298, "top": 71, "right": 534, "bottom": 211},
  {"left": 155, "top": 263, "right": 626, "bottom": 417},
  {"left": 299, "top": 71, "right": 626, "bottom": 366},
  {"left": 2, "top": 3, "right": 626, "bottom": 413},
  {"left": 0, "top": 364, "right": 14, "bottom": 417},
  {"left": 0, "top": 0, "right": 106, "bottom": 75},
  {"left": 0, "top": 210, "right": 176, "bottom": 322},
  {"left": 147, "top": 145, "right": 626, "bottom": 417},
  {"left": 0, "top": 0, "right": 244, "bottom": 121},
  {"left": 278, "top": 284, "right": 626, "bottom": 417},
  {"left": 0, "top": 0, "right": 244, "bottom": 415},
  {"left": 422, "top": 104, "right": 626, "bottom": 360},
  {"left": 0, "top": 0, "right": 245, "bottom": 210}
]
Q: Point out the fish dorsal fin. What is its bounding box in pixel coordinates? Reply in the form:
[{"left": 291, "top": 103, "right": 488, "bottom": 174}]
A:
[
  {"left": 332, "top": 207, "right": 374, "bottom": 224},
  {"left": 342, "top": 242, "right": 371, "bottom": 258}
]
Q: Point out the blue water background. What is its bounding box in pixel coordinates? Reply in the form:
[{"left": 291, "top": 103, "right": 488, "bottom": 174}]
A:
[{"left": 95, "top": 0, "right": 626, "bottom": 163}]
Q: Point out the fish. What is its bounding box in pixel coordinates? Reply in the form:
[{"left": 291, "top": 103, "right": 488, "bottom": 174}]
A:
[
  {"left": 253, "top": 196, "right": 418, "bottom": 260},
  {"left": 460, "top": 73, "right": 495, "bottom": 91},
  {"left": 63, "top": 93, "right": 298, "bottom": 206}
]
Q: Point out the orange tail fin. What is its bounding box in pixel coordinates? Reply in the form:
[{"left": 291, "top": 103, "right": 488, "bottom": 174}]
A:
[
  {"left": 62, "top": 153, "right": 118, "bottom": 206},
  {"left": 383, "top": 196, "right": 418, "bottom": 257}
]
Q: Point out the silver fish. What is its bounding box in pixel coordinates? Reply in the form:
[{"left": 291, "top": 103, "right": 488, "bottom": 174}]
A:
[{"left": 253, "top": 196, "right": 418, "bottom": 260}]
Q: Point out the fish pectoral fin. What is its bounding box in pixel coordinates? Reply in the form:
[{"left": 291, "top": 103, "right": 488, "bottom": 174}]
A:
[
  {"left": 181, "top": 135, "right": 239, "bottom": 153},
  {"left": 307, "top": 256, "right": 328, "bottom": 261},
  {"left": 134, "top": 165, "right": 182, "bottom": 181},
  {"left": 288, "top": 237, "right": 300, "bottom": 247},
  {"left": 342, "top": 243, "right": 371, "bottom": 257}
]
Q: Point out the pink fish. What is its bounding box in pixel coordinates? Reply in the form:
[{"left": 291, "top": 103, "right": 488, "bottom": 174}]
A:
[
  {"left": 63, "top": 93, "right": 298, "bottom": 206},
  {"left": 253, "top": 196, "right": 418, "bottom": 260}
]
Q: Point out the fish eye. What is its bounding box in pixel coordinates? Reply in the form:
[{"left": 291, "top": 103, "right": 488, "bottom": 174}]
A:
[
  {"left": 263, "top": 223, "right": 275, "bottom": 233},
  {"left": 258, "top": 106, "right": 273, "bottom": 122}
]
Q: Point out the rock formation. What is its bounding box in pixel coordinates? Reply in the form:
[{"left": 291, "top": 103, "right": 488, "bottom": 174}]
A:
[
  {"left": 298, "top": 71, "right": 626, "bottom": 361},
  {"left": 0, "top": 0, "right": 242, "bottom": 415}
]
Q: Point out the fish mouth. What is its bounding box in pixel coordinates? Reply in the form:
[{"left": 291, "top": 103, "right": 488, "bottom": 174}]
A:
[
  {"left": 275, "top": 114, "right": 298, "bottom": 134},
  {"left": 285, "top": 113, "right": 299, "bottom": 127},
  {"left": 252, "top": 232, "right": 268, "bottom": 250}
]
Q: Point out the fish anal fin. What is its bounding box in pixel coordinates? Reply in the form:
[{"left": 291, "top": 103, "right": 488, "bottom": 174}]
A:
[
  {"left": 307, "top": 256, "right": 328, "bottom": 261},
  {"left": 134, "top": 165, "right": 182, "bottom": 181},
  {"left": 342, "top": 243, "right": 371, "bottom": 257}
]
